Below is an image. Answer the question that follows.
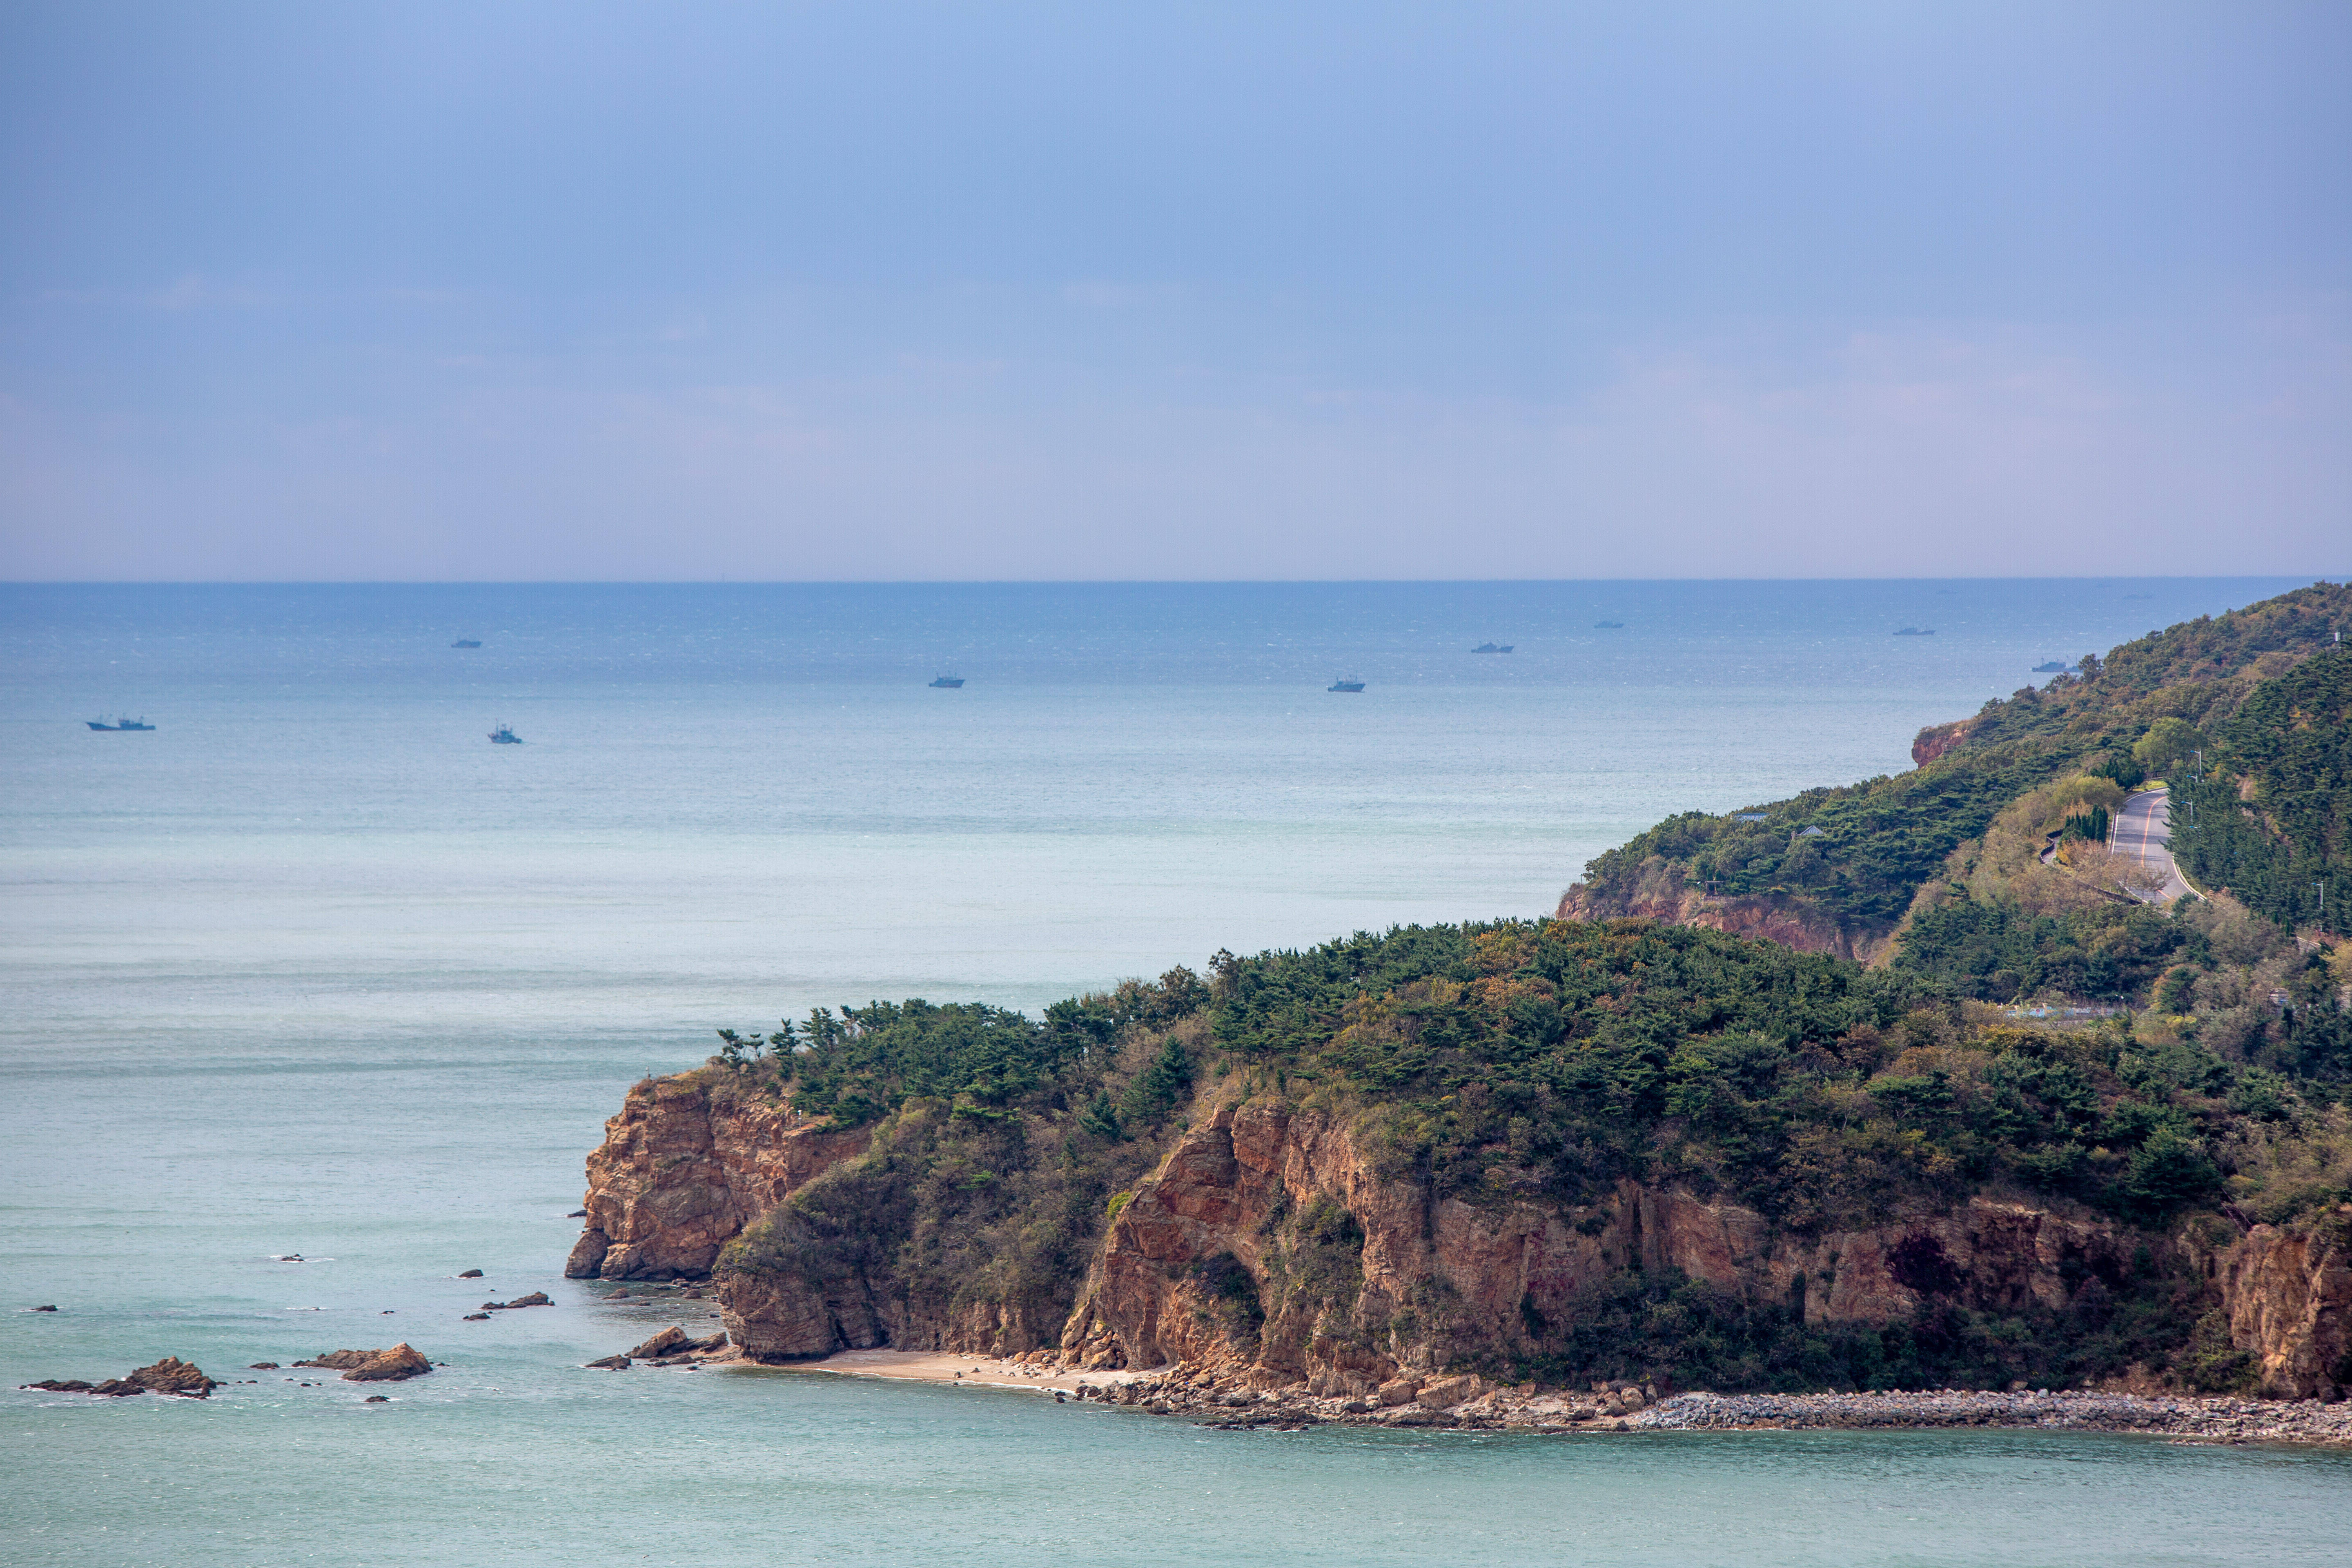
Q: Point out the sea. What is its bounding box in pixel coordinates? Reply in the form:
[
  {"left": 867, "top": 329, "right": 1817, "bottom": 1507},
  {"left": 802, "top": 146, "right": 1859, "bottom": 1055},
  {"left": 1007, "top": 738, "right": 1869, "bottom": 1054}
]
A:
[{"left": 3, "top": 577, "right": 2345, "bottom": 1566}]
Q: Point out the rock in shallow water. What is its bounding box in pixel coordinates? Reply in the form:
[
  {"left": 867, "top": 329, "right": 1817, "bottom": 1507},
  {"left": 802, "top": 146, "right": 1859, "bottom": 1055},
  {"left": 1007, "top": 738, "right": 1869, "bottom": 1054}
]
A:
[
  {"left": 628, "top": 1326, "right": 689, "bottom": 1359},
  {"left": 294, "top": 1345, "right": 432, "bottom": 1382},
  {"left": 23, "top": 1357, "right": 216, "bottom": 1399}
]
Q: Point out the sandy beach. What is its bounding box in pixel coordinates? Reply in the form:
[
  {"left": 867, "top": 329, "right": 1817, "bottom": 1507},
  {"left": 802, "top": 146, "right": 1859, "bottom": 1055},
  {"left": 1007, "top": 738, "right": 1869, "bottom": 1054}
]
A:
[{"left": 792, "top": 1349, "right": 1163, "bottom": 1394}]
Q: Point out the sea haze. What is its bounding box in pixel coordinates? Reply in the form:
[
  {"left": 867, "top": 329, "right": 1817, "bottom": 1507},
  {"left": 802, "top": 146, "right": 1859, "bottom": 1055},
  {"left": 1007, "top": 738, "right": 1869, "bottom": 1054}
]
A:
[{"left": 4, "top": 577, "right": 2345, "bottom": 1566}]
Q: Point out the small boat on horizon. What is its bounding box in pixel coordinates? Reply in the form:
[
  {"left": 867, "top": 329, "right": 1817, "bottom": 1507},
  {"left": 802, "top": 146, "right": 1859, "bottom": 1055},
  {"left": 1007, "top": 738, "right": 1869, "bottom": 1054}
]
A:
[
  {"left": 1328, "top": 678, "right": 1365, "bottom": 693},
  {"left": 451, "top": 639, "right": 482, "bottom": 648},
  {"left": 929, "top": 675, "right": 965, "bottom": 688},
  {"left": 1594, "top": 621, "right": 1624, "bottom": 629},
  {"left": 1894, "top": 627, "right": 1936, "bottom": 636},
  {"left": 2032, "top": 660, "right": 2070, "bottom": 673},
  {"left": 1472, "top": 642, "right": 1514, "bottom": 653},
  {"left": 87, "top": 716, "right": 155, "bottom": 731},
  {"left": 490, "top": 724, "right": 522, "bottom": 744}
]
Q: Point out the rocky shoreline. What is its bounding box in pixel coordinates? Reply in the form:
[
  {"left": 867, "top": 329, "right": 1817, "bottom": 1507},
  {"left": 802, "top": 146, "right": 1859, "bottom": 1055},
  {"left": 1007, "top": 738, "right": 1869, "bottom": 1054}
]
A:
[{"left": 1058, "top": 1364, "right": 2352, "bottom": 1447}]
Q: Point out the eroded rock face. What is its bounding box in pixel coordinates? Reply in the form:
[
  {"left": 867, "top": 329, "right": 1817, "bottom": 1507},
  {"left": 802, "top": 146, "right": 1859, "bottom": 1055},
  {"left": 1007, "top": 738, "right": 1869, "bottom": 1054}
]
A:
[
  {"left": 1058, "top": 1096, "right": 2146, "bottom": 1392},
  {"left": 1555, "top": 871, "right": 1884, "bottom": 963},
  {"left": 1911, "top": 719, "right": 1976, "bottom": 767},
  {"left": 566, "top": 1072, "right": 870, "bottom": 1281},
  {"left": 2204, "top": 1212, "right": 2352, "bottom": 1399}
]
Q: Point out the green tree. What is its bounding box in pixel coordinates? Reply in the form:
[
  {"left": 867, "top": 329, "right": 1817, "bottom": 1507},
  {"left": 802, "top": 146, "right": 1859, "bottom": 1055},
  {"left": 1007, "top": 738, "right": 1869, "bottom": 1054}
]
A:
[{"left": 2133, "top": 718, "right": 2206, "bottom": 782}]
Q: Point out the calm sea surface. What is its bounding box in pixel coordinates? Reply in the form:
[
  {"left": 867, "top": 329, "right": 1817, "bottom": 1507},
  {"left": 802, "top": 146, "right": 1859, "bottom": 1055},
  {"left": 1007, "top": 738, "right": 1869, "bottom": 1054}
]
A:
[{"left": 4, "top": 579, "right": 2344, "bottom": 1566}]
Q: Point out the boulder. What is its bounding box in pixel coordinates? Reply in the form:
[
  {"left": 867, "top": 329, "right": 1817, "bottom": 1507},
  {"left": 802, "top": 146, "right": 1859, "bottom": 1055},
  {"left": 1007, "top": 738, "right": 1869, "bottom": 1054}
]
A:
[
  {"left": 295, "top": 1350, "right": 375, "bottom": 1370},
  {"left": 22, "top": 1379, "right": 94, "bottom": 1393},
  {"left": 505, "top": 1292, "right": 552, "bottom": 1308},
  {"left": 343, "top": 1344, "right": 431, "bottom": 1382},
  {"left": 462, "top": 1312, "right": 490, "bottom": 1321},
  {"left": 564, "top": 1229, "right": 610, "bottom": 1279},
  {"left": 249, "top": 1362, "right": 280, "bottom": 1370},
  {"left": 628, "top": 1326, "right": 690, "bottom": 1360},
  {"left": 457, "top": 1270, "right": 483, "bottom": 1279},
  {"left": 1418, "top": 1375, "right": 1482, "bottom": 1409},
  {"left": 585, "top": 1354, "right": 631, "bottom": 1370},
  {"left": 1374, "top": 1376, "right": 1423, "bottom": 1407},
  {"left": 363, "top": 1394, "right": 390, "bottom": 1403}
]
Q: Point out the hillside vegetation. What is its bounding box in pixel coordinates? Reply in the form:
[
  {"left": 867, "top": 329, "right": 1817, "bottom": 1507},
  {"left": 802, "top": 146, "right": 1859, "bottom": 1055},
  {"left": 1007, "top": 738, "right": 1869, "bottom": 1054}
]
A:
[
  {"left": 1567, "top": 583, "right": 2350, "bottom": 950},
  {"left": 710, "top": 918, "right": 2351, "bottom": 1392}
]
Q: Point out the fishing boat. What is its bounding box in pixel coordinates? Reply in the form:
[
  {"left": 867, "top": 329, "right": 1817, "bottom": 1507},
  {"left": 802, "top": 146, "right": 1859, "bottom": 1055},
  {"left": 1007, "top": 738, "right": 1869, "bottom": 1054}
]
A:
[
  {"left": 2032, "top": 661, "right": 2070, "bottom": 673},
  {"left": 929, "top": 675, "right": 965, "bottom": 688},
  {"left": 1471, "top": 642, "right": 1514, "bottom": 653},
  {"left": 86, "top": 716, "right": 154, "bottom": 731},
  {"left": 489, "top": 724, "right": 522, "bottom": 744},
  {"left": 1593, "top": 621, "right": 1624, "bottom": 629},
  {"left": 451, "top": 639, "right": 481, "bottom": 648},
  {"left": 1894, "top": 627, "right": 1936, "bottom": 636},
  {"left": 1327, "top": 678, "right": 1365, "bottom": 693}
]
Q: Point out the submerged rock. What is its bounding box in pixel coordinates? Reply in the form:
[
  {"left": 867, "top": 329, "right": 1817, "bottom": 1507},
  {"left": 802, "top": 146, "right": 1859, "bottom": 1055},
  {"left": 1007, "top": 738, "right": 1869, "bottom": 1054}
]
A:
[{"left": 458, "top": 1269, "right": 483, "bottom": 1279}]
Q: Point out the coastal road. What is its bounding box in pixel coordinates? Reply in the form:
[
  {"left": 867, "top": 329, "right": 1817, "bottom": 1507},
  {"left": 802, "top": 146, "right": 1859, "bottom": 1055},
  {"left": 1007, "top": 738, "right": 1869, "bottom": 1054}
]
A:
[{"left": 2113, "top": 785, "right": 2198, "bottom": 903}]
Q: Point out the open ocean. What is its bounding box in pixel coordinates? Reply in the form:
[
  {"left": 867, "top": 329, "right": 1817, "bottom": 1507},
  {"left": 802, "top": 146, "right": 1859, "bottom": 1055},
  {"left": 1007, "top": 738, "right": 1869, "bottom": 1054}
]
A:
[{"left": 4, "top": 578, "right": 2346, "bottom": 1566}]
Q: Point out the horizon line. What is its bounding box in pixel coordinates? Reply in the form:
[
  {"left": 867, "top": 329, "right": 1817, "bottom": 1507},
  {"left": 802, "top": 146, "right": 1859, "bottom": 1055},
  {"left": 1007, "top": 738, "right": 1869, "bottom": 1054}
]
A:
[{"left": 2, "top": 574, "right": 2341, "bottom": 589}]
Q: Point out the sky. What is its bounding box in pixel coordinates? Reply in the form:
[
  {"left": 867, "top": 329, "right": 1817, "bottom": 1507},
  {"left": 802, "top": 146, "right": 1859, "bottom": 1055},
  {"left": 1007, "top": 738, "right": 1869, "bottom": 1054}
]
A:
[{"left": 1, "top": 2, "right": 2347, "bottom": 581}]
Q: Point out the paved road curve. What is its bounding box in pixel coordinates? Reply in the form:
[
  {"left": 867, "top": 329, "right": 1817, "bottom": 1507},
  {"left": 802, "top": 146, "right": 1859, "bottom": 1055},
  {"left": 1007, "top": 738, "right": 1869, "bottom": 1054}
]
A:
[{"left": 2113, "top": 784, "right": 2198, "bottom": 902}]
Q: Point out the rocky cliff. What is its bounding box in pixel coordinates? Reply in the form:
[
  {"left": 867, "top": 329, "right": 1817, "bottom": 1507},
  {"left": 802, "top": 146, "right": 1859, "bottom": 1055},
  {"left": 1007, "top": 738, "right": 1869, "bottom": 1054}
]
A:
[
  {"left": 564, "top": 1072, "right": 869, "bottom": 1281},
  {"left": 1555, "top": 870, "right": 1882, "bottom": 962},
  {"left": 572, "top": 920, "right": 2352, "bottom": 1401},
  {"left": 2192, "top": 1212, "right": 2352, "bottom": 1399},
  {"left": 1060, "top": 1092, "right": 2174, "bottom": 1390},
  {"left": 579, "top": 1067, "right": 2347, "bottom": 1401}
]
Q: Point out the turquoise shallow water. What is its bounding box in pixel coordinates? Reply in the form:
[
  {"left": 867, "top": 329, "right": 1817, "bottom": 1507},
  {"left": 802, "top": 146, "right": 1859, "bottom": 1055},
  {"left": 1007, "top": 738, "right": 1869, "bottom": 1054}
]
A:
[{"left": 4, "top": 579, "right": 2345, "bottom": 1565}]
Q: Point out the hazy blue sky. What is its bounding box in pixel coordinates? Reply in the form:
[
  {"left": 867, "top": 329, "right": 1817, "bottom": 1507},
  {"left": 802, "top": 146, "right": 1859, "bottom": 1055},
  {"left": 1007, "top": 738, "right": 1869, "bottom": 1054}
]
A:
[{"left": 2, "top": 2, "right": 2346, "bottom": 580}]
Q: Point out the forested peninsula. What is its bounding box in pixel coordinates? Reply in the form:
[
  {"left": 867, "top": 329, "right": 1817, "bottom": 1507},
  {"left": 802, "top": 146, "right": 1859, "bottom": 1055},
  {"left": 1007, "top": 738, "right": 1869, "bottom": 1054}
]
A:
[{"left": 567, "top": 585, "right": 2350, "bottom": 1423}]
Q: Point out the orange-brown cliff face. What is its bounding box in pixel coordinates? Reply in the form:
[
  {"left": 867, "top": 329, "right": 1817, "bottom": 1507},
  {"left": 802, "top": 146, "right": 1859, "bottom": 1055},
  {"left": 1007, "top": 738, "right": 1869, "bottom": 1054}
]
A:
[
  {"left": 2193, "top": 1212, "right": 2352, "bottom": 1399},
  {"left": 1555, "top": 874, "right": 1882, "bottom": 962},
  {"left": 563, "top": 1071, "right": 868, "bottom": 1281},
  {"left": 1056, "top": 1093, "right": 2145, "bottom": 1390},
  {"left": 1910, "top": 719, "right": 1976, "bottom": 767},
  {"left": 585, "top": 1071, "right": 2350, "bottom": 1401}
]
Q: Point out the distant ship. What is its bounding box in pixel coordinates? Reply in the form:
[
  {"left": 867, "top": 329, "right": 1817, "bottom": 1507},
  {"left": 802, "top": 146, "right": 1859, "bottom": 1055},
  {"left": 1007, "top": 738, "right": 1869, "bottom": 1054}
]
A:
[
  {"left": 929, "top": 675, "right": 965, "bottom": 688},
  {"left": 1594, "top": 621, "right": 1624, "bottom": 629},
  {"left": 86, "top": 716, "right": 154, "bottom": 731},
  {"left": 1328, "top": 679, "right": 1365, "bottom": 693},
  {"left": 1472, "top": 642, "right": 1514, "bottom": 653},
  {"left": 489, "top": 724, "right": 522, "bottom": 744},
  {"left": 1894, "top": 628, "right": 1936, "bottom": 636},
  {"left": 451, "top": 639, "right": 481, "bottom": 648},
  {"left": 2032, "top": 660, "right": 2070, "bottom": 673}
]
